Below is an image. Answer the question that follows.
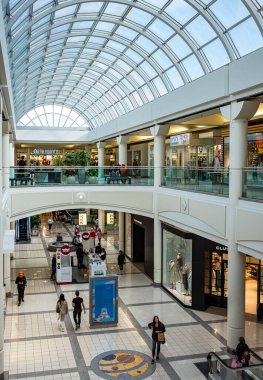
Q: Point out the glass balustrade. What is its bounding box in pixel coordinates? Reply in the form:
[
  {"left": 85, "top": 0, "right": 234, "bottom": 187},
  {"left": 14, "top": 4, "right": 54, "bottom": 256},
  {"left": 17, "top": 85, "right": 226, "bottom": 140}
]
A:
[
  {"left": 242, "top": 168, "right": 263, "bottom": 201},
  {"left": 9, "top": 166, "right": 154, "bottom": 187},
  {"left": 9, "top": 166, "right": 263, "bottom": 202},
  {"left": 208, "top": 351, "right": 263, "bottom": 380},
  {"left": 161, "top": 167, "right": 229, "bottom": 196}
]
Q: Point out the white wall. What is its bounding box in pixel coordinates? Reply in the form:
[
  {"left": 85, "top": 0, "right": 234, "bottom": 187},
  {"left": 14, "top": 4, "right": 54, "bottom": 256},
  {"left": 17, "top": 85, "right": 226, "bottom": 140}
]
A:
[{"left": 8, "top": 185, "right": 263, "bottom": 261}]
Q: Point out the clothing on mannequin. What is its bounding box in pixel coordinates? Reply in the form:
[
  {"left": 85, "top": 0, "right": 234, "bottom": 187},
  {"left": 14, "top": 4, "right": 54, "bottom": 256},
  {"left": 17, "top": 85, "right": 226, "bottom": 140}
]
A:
[
  {"left": 176, "top": 253, "right": 183, "bottom": 282},
  {"left": 181, "top": 264, "right": 189, "bottom": 295},
  {"left": 188, "top": 269, "right": 192, "bottom": 295},
  {"left": 168, "top": 260, "right": 176, "bottom": 288},
  {"left": 214, "top": 258, "right": 221, "bottom": 291}
]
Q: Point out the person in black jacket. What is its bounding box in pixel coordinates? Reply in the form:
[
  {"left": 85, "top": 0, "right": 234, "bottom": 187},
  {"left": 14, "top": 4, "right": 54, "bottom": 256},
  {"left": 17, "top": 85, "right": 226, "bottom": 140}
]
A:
[
  {"left": 148, "top": 316, "right": 166, "bottom": 364},
  {"left": 50, "top": 254, "right": 56, "bottom": 280},
  {"left": 117, "top": 250, "right": 126, "bottom": 274},
  {"left": 76, "top": 244, "right": 84, "bottom": 269},
  {"left": 15, "top": 272, "right": 27, "bottom": 306},
  {"left": 234, "top": 337, "right": 251, "bottom": 366}
]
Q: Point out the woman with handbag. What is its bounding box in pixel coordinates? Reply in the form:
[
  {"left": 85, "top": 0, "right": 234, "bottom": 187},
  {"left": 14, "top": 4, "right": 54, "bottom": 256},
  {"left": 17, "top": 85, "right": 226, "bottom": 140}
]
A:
[
  {"left": 233, "top": 337, "right": 251, "bottom": 367},
  {"left": 56, "top": 294, "right": 68, "bottom": 332},
  {"left": 148, "top": 316, "right": 166, "bottom": 364}
]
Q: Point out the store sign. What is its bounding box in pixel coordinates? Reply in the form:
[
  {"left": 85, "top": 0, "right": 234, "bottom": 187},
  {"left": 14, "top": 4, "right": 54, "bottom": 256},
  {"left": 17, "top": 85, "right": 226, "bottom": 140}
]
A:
[
  {"left": 216, "top": 245, "right": 228, "bottom": 252},
  {"left": 82, "top": 232, "right": 90, "bottom": 240},
  {"left": 31, "top": 149, "right": 60, "bottom": 155},
  {"left": 61, "top": 244, "right": 71, "bottom": 255},
  {"left": 170, "top": 133, "right": 190, "bottom": 146},
  {"left": 79, "top": 212, "right": 87, "bottom": 226},
  {"left": 107, "top": 212, "right": 114, "bottom": 225}
]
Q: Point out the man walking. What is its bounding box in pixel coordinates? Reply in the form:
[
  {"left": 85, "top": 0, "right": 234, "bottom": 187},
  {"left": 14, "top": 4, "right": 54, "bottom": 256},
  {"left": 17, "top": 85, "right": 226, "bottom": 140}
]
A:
[
  {"left": 15, "top": 272, "right": 27, "bottom": 306},
  {"left": 72, "top": 290, "right": 86, "bottom": 330}
]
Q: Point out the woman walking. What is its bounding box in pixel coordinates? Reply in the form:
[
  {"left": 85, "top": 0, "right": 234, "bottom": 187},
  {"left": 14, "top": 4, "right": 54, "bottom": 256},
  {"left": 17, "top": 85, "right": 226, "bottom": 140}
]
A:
[
  {"left": 56, "top": 294, "right": 68, "bottom": 332},
  {"left": 148, "top": 316, "right": 166, "bottom": 364},
  {"left": 117, "top": 250, "right": 126, "bottom": 274}
]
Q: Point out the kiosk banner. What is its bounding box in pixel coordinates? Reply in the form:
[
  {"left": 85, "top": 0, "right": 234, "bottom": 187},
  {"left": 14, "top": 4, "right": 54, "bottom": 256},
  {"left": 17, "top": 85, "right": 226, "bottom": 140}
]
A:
[
  {"left": 56, "top": 244, "right": 72, "bottom": 284},
  {"left": 89, "top": 276, "right": 118, "bottom": 327}
]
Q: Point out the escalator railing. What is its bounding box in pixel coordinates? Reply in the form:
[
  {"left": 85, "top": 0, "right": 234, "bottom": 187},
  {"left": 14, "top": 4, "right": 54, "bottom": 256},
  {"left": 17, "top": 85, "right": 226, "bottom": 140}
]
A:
[{"left": 208, "top": 351, "right": 263, "bottom": 380}]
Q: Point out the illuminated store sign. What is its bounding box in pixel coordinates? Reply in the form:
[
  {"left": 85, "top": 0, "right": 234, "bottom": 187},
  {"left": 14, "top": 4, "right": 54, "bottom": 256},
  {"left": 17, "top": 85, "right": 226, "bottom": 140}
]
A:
[
  {"left": 79, "top": 212, "right": 87, "bottom": 226},
  {"left": 170, "top": 133, "right": 190, "bottom": 146},
  {"left": 31, "top": 149, "right": 60, "bottom": 155}
]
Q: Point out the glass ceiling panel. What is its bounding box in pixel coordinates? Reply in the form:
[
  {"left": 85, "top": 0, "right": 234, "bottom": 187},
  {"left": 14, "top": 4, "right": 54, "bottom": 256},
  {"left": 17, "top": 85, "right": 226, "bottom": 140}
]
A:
[
  {"left": 3, "top": 0, "right": 263, "bottom": 130},
  {"left": 17, "top": 105, "right": 90, "bottom": 128},
  {"left": 210, "top": 0, "right": 249, "bottom": 30},
  {"left": 164, "top": 0, "right": 197, "bottom": 25},
  {"left": 228, "top": 18, "right": 263, "bottom": 57}
]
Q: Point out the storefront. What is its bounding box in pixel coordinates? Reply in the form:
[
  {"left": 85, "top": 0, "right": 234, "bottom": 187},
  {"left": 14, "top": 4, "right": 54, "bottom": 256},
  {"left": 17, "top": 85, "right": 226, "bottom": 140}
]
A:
[
  {"left": 125, "top": 214, "right": 154, "bottom": 280},
  {"left": 223, "top": 128, "right": 263, "bottom": 168},
  {"left": 166, "top": 130, "right": 223, "bottom": 168},
  {"left": 162, "top": 223, "right": 263, "bottom": 319}
]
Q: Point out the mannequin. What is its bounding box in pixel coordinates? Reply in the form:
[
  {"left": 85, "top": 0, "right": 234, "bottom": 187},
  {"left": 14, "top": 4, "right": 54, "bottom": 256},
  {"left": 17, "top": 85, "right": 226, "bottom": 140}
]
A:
[
  {"left": 168, "top": 260, "right": 176, "bottom": 288},
  {"left": 214, "top": 257, "right": 221, "bottom": 292},
  {"left": 188, "top": 269, "right": 192, "bottom": 296},
  {"left": 181, "top": 264, "right": 189, "bottom": 295},
  {"left": 176, "top": 253, "right": 183, "bottom": 282}
]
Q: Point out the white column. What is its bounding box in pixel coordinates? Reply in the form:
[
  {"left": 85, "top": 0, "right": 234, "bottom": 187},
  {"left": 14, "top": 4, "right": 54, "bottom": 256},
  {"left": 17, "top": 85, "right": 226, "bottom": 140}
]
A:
[
  {"left": 150, "top": 125, "right": 170, "bottom": 187},
  {"left": 117, "top": 136, "right": 128, "bottom": 165},
  {"left": 119, "top": 212, "right": 125, "bottom": 253},
  {"left": 4, "top": 253, "right": 11, "bottom": 297},
  {"left": 0, "top": 93, "right": 4, "bottom": 379},
  {"left": 221, "top": 100, "right": 260, "bottom": 349},
  {"left": 9, "top": 140, "right": 14, "bottom": 180},
  {"left": 2, "top": 130, "right": 10, "bottom": 191},
  {"left": 150, "top": 125, "right": 169, "bottom": 283},
  {"left": 97, "top": 142, "right": 106, "bottom": 180},
  {"left": 97, "top": 141, "right": 106, "bottom": 167}
]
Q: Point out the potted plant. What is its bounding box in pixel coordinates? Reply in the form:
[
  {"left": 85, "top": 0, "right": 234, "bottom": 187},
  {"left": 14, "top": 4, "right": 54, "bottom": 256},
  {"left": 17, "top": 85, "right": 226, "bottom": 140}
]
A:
[
  {"left": 52, "top": 155, "right": 64, "bottom": 183},
  {"left": 63, "top": 152, "right": 77, "bottom": 184},
  {"left": 87, "top": 167, "right": 98, "bottom": 184},
  {"left": 74, "top": 150, "right": 91, "bottom": 184},
  {"left": 30, "top": 215, "right": 41, "bottom": 236}
]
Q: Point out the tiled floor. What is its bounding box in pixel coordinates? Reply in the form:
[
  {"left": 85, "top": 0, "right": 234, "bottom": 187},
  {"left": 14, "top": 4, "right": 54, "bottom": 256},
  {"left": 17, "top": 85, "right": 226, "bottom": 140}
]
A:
[{"left": 4, "top": 219, "right": 263, "bottom": 380}]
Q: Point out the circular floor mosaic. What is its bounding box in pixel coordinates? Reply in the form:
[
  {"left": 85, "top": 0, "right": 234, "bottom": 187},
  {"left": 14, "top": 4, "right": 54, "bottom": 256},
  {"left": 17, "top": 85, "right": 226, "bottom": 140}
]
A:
[{"left": 90, "top": 350, "right": 156, "bottom": 379}]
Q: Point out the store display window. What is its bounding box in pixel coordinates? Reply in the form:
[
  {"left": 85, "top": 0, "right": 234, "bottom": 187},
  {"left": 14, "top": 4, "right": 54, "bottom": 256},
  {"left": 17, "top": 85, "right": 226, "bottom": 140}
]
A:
[
  {"left": 211, "top": 252, "right": 228, "bottom": 298},
  {"left": 125, "top": 214, "right": 132, "bottom": 259},
  {"left": 162, "top": 229, "right": 192, "bottom": 306}
]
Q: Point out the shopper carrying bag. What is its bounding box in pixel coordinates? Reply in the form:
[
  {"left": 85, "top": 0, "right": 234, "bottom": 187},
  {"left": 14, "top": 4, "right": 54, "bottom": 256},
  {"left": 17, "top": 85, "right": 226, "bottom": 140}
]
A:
[{"left": 148, "top": 316, "right": 166, "bottom": 364}]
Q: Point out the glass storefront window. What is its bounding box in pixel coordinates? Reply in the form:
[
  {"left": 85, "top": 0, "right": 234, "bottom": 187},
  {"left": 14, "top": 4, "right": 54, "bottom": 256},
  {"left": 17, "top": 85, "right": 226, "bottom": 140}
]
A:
[
  {"left": 162, "top": 229, "right": 192, "bottom": 306},
  {"left": 125, "top": 213, "right": 132, "bottom": 259},
  {"left": 224, "top": 132, "right": 263, "bottom": 168}
]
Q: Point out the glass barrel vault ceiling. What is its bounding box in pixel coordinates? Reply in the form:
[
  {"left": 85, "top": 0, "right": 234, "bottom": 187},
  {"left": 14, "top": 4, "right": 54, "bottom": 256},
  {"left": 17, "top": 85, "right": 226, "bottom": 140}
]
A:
[{"left": 2, "top": 0, "right": 263, "bottom": 130}]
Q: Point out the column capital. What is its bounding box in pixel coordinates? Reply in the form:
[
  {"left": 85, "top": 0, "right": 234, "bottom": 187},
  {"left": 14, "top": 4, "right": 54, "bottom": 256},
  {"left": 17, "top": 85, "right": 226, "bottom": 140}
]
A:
[
  {"left": 150, "top": 124, "right": 170, "bottom": 137},
  {"left": 117, "top": 135, "right": 128, "bottom": 145},
  {"left": 97, "top": 141, "right": 106, "bottom": 149},
  {"left": 220, "top": 100, "right": 260, "bottom": 121}
]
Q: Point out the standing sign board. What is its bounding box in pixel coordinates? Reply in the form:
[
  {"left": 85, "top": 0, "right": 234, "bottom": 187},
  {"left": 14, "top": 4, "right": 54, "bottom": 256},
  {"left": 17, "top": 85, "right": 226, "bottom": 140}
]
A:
[
  {"left": 82, "top": 232, "right": 90, "bottom": 252},
  {"left": 89, "top": 275, "right": 118, "bottom": 327},
  {"left": 56, "top": 244, "right": 72, "bottom": 284}
]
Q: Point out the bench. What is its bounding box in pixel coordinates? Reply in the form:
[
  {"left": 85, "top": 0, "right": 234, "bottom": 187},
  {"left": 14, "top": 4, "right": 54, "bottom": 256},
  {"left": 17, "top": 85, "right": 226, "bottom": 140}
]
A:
[
  {"left": 10, "top": 177, "right": 33, "bottom": 186},
  {"left": 105, "top": 176, "right": 131, "bottom": 184}
]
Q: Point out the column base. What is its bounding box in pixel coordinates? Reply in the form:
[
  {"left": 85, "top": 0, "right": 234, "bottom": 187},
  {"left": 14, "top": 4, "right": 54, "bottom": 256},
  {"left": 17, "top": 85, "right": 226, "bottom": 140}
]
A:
[
  {"left": 227, "top": 326, "right": 245, "bottom": 351},
  {"left": 153, "top": 269, "right": 161, "bottom": 284}
]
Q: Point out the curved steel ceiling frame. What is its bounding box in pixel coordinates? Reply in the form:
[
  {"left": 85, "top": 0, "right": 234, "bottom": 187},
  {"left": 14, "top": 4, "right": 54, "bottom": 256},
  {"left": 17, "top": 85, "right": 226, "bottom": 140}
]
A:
[{"left": 2, "top": 0, "right": 263, "bottom": 129}]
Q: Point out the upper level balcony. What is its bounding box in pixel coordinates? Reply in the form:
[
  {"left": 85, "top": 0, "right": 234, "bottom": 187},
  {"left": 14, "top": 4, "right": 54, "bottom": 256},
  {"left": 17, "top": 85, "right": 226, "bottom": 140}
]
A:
[{"left": 8, "top": 166, "right": 263, "bottom": 202}]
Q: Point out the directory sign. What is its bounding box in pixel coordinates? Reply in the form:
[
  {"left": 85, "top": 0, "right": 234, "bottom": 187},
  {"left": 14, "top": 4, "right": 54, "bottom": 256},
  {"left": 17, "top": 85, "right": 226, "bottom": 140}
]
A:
[
  {"left": 56, "top": 244, "right": 72, "bottom": 284},
  {"left": 89, "top": 276, "right": 118, "bottom": 327}
]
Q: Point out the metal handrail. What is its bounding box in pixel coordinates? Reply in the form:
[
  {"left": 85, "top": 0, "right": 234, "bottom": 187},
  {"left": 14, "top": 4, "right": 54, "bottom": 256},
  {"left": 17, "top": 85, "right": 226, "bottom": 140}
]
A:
[{"left": 208, "top": 350, "right": 263, "bottom": 379}]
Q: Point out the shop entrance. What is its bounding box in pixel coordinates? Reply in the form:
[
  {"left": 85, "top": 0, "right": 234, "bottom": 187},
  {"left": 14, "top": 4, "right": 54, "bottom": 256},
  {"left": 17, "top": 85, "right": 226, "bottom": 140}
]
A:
[
  {"left": 132, "top": 223, "right": 145, "bottom": 270},
  {"left": 209, "top": 253, "right": 263, "bottom": 320}
]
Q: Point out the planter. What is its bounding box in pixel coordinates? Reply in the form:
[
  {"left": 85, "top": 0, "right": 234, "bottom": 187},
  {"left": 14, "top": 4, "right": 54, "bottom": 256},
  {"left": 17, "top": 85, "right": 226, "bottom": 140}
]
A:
[
  {"left": 78, "top": 168, "right": 86, "bottom": 184},
  {"left": 31, "top": 228, "right": 39, "bottom": 236},
  {"left": 67, "top": 175, "right": 76, "bottom": 184},
  {"left": 88, "top": 176, "right": 97, "bottom": 184}
]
